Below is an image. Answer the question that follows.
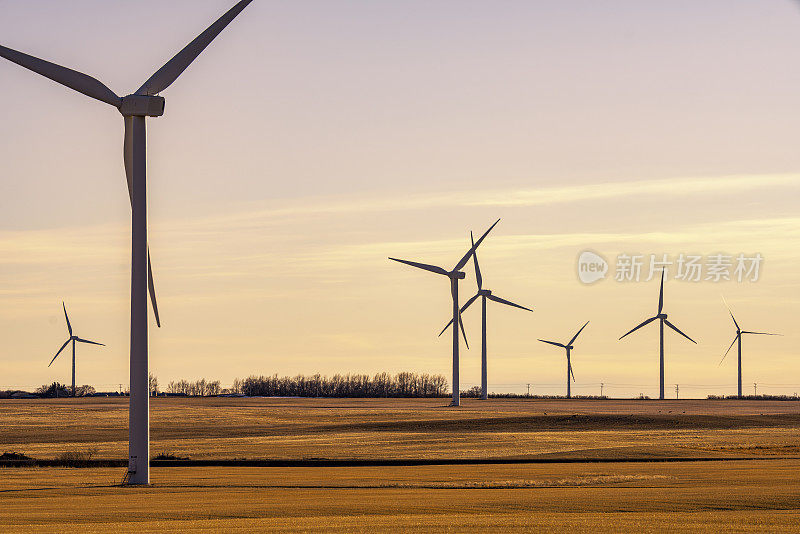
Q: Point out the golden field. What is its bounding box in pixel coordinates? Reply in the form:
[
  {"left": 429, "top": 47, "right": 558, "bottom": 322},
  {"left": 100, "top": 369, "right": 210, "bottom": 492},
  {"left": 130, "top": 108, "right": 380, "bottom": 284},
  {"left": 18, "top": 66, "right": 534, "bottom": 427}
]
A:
[{"left": 2, "top": 397, "right": 800, "bottom": 531}]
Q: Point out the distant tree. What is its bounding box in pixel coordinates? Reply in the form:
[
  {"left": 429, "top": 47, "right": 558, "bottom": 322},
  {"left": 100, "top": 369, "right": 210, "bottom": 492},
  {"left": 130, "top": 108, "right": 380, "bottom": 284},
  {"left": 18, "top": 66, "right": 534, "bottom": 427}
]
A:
[
  {"left": 149, "top": 373, "right": 159, "bottom": 396},
  {"left": 35, "top": 382, "right": 70, "bottom": 398},
  {"left": 75, "top": 385, "right": 96, "bottom": 397},
  {"left": 231, "top": 378, "right": 243, "bottom": 395},
  {"left": 461, "top": 385, "right": 482, "bottom": 398}
]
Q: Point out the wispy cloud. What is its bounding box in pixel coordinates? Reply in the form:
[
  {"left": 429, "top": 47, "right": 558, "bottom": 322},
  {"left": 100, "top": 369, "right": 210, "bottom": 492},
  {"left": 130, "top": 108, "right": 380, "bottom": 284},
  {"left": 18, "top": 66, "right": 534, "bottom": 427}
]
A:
[
  {"left": 467, "top": 173, "right": 800, "bottom": 208},
  {"left": 205, "top": 172, "right": 800, "bottom": 222}
]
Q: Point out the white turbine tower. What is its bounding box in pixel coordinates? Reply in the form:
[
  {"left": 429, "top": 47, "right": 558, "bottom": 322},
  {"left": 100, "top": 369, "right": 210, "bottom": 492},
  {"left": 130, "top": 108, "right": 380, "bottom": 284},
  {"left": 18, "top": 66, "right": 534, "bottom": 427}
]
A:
[
  {"left": 49, "top": 303, "right": 105, "bottom": 397},
  {"left": 438, "top": 231, "right": 532, "bottom": 400},
  {"left": 619, "top": 270, "right": 697, "bottom": 400},
  {"left": 390, "top": 219, "right": 500, "bottom": 407},
  {"left": 538, "top": 321, "right": 589, "bottom": 399},
  {"left": 0, "top": 0, "right": 254, "bottom": 484},
  {"left": 720, "top": 298, "right": 781, "bottom": 399}
]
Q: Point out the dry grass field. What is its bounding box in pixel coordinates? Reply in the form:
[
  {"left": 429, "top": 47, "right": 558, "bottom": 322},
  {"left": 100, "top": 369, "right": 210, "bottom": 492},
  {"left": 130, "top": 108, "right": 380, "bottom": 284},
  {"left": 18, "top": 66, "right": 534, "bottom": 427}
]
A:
[
  {"left": 2, "top": 397, "right": 800, "bottom": 531},
  {"left": 3, "top": 397, "right": 800, "bottom": 461}
]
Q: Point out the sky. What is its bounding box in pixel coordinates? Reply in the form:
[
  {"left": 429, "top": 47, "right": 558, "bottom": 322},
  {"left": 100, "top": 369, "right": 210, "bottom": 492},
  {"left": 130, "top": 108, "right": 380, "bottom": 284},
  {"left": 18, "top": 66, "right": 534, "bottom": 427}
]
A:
[{"left": 1, "top": 0, "right": 800, "bottom": 398}]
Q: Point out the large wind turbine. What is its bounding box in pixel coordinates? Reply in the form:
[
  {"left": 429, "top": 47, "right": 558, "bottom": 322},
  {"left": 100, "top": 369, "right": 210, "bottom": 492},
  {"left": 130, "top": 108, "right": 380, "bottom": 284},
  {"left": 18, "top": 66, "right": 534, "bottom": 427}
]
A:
[
  {"left": 438, "top": 231, "right": 532, "bottom": 400},
  {"left": 390, "top": 219, "right": 500, "bottom": 407},
  {"left": 619, "top": 270, "right": 697, "bottom": 400},
  {"left": 49, "top": 303, "right": 104, "bottom": 397},
  {"left": 720, "top": 298, "right": 781, "bottom": 398},
  {"left": 538, "top": 321, "right": 589, "bottom": 399},
  {"left": 0, "top": 0, "right": 254, "bottom": 484}
]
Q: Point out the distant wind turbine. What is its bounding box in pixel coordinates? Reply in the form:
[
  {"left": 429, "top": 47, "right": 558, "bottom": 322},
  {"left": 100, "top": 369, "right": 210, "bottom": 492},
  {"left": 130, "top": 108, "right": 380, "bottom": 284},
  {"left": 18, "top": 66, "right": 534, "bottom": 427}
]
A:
[
  {"left": 619, "top": 270, "right": 697, "bottom": 400},
  {"left": 49, "top": 303, "right": 104, "bottom": 397},
  {"left": 720, "top": 298, "right": 781, "bottom": 398},
  {"left": 390, "top": 219, "right": 500, "bottom": 407},
  {"left": 438, "top": 231, "right": 532, "bottom": 400},
  {"left": 0, "top": 0, "right": 254, "bottom": 484},
  {"left": 538, "top": 321, "right": 589, "bottom": 399}
]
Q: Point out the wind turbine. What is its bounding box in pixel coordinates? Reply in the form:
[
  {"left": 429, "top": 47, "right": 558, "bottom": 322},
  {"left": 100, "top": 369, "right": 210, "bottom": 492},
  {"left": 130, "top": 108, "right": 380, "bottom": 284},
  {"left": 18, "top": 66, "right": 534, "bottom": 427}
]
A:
[
  {"left": 538, "top": 321, "right": 589, "bottom": 399},
  {"left": 390, "top": 219, "right": 500, "bottom": 407},
  {"left": 720, "top": 298, "right": 781, "bottom": 398},
  {"left": 619, "top": 269, "right": 697, "bottom": 400},
  {"left": 0, "top": 0, "right": 254, "bottom": 484},
  {"left": 49, "top": 303, "right": 104, "bottom": 397},
  {"left": 438, "top": 231, "right": 532, "bottom": 400}
]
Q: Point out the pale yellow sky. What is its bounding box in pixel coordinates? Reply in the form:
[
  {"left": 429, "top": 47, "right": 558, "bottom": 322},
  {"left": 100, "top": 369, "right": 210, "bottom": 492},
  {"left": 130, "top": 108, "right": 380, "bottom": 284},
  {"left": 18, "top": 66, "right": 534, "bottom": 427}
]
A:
[{"left": 1, "top": 1, "right": 800, "bottom": 397}]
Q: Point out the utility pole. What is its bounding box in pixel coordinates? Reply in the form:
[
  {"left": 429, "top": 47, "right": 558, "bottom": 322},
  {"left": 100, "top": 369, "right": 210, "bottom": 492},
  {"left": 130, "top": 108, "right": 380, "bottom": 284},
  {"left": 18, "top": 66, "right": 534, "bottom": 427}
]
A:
[
  {"left": 526, "top": 383, "right": 531, "bottom": 397},
  {"left": 600, "top": 382, "right": 604, "bottom": 398},
  {"left": 753, "top": 383, "right": 757, "bottom": 397},
  {"left": 675, "top": 384, "right": 679, "bottom": 399}
]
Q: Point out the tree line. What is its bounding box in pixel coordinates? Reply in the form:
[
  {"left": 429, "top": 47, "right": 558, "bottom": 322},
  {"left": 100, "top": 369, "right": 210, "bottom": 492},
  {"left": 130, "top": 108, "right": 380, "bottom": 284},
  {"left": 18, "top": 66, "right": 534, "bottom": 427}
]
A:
[
  {"left": 164, "top": 378, "right": 222, "bottom": 396},
  {"left": 234, "top": 372, "right": 449, "bottom": 398}
]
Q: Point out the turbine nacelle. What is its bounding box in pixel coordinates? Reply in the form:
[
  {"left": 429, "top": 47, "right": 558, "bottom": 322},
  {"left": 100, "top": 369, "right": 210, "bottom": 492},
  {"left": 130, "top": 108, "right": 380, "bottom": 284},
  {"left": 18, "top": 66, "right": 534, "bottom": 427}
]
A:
[
  {"left": 478, "top": 289, "right": 492, "bottom": 296},
  {"left": 657, "top": 313, "right": 668, "bottom": 320},
  {"left": 120, "top": 94, "right": 165, "bottom": 117},
  {"left": 449, "top": 271, "right": 466, "bottom": 280}
]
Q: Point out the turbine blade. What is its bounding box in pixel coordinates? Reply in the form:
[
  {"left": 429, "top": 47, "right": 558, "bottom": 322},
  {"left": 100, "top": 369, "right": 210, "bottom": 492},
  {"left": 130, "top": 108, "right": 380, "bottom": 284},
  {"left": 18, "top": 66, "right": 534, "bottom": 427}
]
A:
[
  {"left": 48, "top": 339, "right": 71, "bottom": 367},
  {"left": 124, "top": 117, "right": 134, "bottom": 201},
  {"left": 487, "top": 294, "right": 532, "bottom": 312},
  {"left": 136, "top": 0, "right": 254, "bottom": 96},
  {"left": 124, "top": 118, "right": 162, "bottom": 328},
  {"left": 741, "top": 331, "right": 782, "bottom": 336},
  {"left": 75, "top": 337, "right": 105, "bottom": 346},
  {"left": 453, "top": 218, "right": 500, "bottom": 271},
  {"left": 619, "top": 316, "right": 657, "bottom": 340},
  {"left": 0, "top": 44, "right": 121, "bottom": 107},
  {"left": 538, "top": 339, "right": 566, "bottom": 349},
  {"left": 664, "top": 319, "right": 697, "bottom": 344},
  {"left": 459, "top": 314, "right": 469, "bottom": 350},
  {"left": 62, "top": 302, "right": 72, "bottom": 337},
  {"left": 569, "top": 362, "right": 575, "bottom": 382},
  {"left": 721, "top": 295, "right": 740, "bottom": 331},
  {"left": 470, "top": 231, "right": 482, "bottom": 290},
  {"left": 147, "top": 254, "right": 161, "bottom": 328},
  {"left": 438, "top": 293, "right": 480, "bottom": 337},
  {"left": 461, "top": 293, "right": 480, "bottom": 313},
  {"left": 389, "top": 257, "right": 449, "bottom": 276},
  {"left": 437, "top": 319, "right": 454, "bottom": 338},
  {"left": 657, "top": 268, "right": 665, "bottom": 314},
  {"left": 568, "top": 320, "right": 590, "bottom": 346},
  {"left": 719, "top": 334, "right": 739, "bottom": 365}
]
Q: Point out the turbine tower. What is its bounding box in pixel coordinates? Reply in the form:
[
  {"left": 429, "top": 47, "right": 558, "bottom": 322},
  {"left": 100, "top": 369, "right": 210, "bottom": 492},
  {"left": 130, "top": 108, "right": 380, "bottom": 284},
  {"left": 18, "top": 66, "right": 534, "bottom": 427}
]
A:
[
  {"left": 438, "top": 231, "right": 531, "bottom": 400},
  {"left": 720, "top": 298, "right": 781, "bottom": 398},
  {"left": 619, "top": 270, "right": 696, "bottom": 400},
  {"left": 390, "top": 219, "right": 500, "bottom": 407},
  {"left": 49, "top": 303, "right": 104, "bottom": 397},
  {"left": 538, "top": 321, "right": 589, "bottom": 399},
  {"left": 0, "top": 0, "right": 254, "bottom": 484}
]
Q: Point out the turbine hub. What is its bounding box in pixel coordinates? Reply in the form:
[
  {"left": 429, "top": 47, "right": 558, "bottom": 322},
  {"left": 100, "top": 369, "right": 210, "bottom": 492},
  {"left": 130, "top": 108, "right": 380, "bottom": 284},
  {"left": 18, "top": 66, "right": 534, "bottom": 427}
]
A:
[
  {"left": 566, "top": 345, "right": 574, "bottom": 350},
  {"left": 120, "top": 94, "right": 165, "bottom": 117},
  {"left": 657, "top": 313, "right": 668, "bottom": 320},
  {"left": 449, "top": 271, "right": 466, "bottom": 280},
  {"left": 478, "top": 289, "right": 492, "bottom": 296}
]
